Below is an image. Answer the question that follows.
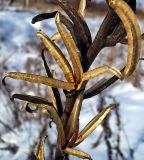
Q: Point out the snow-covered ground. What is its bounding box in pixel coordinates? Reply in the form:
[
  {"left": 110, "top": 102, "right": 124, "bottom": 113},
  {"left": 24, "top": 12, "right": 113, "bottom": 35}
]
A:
[{"left": 0, "top": 6, "right": 144, "bottom": 160}]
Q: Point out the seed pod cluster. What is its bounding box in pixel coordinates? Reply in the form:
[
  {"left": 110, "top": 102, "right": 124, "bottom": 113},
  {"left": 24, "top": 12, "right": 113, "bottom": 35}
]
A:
[{"left": 2, "top": 0, "right": 142, "bottom": 159}]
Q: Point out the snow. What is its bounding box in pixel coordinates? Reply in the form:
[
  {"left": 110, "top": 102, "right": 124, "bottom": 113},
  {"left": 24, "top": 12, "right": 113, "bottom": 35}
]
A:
[{"left": 0, "top": 6, "right": 144, "bottom": 160}]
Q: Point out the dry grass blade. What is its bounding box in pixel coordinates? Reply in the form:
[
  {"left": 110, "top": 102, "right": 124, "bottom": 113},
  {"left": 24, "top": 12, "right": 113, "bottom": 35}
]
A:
[
  {"left": 78, "top": 0, "right": 86, "bottom": 17},
  {"left": 65, "top": 92, "right": 84, "bottom": 141},
  {"left": 109, "top": 0, "right": 142, "bottom": 77},
  {"left": 82, "top": 66, "right": 122, "bottom": 82},
  {"left": 37, "top": 30, "right": 74, "bottom": 83},
  {"left": 63, "top": 147, "right": 92, "bottom": 160},
  {"left": 3, "top": 72, "right": 75, "bottom": 90},
  {"left": 35, "top": 136, "right": 47, "bottom": 160},
  {"left": 74, "top": 104, "right": 115, "bottom": 146},
  {"left": 55, "top": 13, "right": 83, "bottom": 83}
]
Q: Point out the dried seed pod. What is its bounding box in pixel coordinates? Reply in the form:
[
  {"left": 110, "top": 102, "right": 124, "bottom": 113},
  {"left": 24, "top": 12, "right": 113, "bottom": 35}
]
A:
[
  {"left": 65, "top": 92, "right": 84, "bottom": 141},
  {"left": 3, "top": 72, "right": 75, "bottom": 90},
  {"left": 74, "top": 104, "right": 115, "bottom": 146},
  {"left": 51, "top": 32, "right": 61, "bottom": 41},
  {"left": 55, "top": 13, "right": 83, "bottom": 83},
  {"left": 109, "top": 0, "right": 142, "bottom": 77},
  {"left": 41, "top": 51, "right": 63, "bottom": 115},
  {"left": 21, "top": 101, "right": 38, "bottom": 113},
  {"left": 35, "top": 136, "right": 47, "bottom": 160},
  {"left": 24, "top": 102, "right": 51, "bottom": 116},
  {"left": 78, "top": 0, "right": 87, "bottom": 17},
  {"left": 32, "top": 11, "right": 57, "bottom": 24},
  {"left": 57, "top": 0, "right": 92, "bottom": 52},
  {"left": 82, "top": 66, "right": 122, "bottom": 82},
  {"left": 63, "top": 147, "right": 92, "bottom": 160},
  {"left": 37, "top": 30, "right": 75, "bottom": 83},
  {"left": 11, "top": 94, "right": 51, "bottom": 105},
  {"left": 84, "top": 78, "right": 108, "bottom": 99},
  {"left": 32, "top": 11, "right": 79, "bottom": 48},
  {"left": 67, "top": 121, "right": 79, "bottom": 147},
  {"left": 33, "top": 104, "right": 66, "bottom": 146},
  {"left": 47, "top": 86, "right": 57, "bottom": 109}
]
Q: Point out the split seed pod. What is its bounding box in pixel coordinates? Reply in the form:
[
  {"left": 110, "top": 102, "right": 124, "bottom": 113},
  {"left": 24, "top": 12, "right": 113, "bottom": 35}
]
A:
[
  {"left": 3, "top": 72, "right": 75, "bottom": 90},
  {"left": 35, "top": 136, "right": 47, "bottom": 160},
  {"left": 78, "top": 0, "right": 87, "bottom": 17},
  {"left": 74, "top": 104, "right": 115, "bottom": 146},
  {"left": 51, "top": 32, "right": 61, "bottom": 41},
  {"left": 65, "top": 92, "right": 84, "bottom": 141},
  {"left": 37, "top": 30, "right": 75, "bottom": 83},
  {"left": 55, "top": 13, "right": 83, "bottom": 84},
  {"left": 82, "top": 66, "right": 122, "bottom": 82},
  {"left": 32, "top": 104, "right": 66, "bottom": 146},
  {"left": 109, "top": 0, "right": 142, "bottom": 77},
  {"left": 63, "top": 147, "right": 92, "bottom": 160}
]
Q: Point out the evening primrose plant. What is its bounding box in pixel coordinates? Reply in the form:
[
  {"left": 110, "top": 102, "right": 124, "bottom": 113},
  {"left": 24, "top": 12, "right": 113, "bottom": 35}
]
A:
[{"left": 2, "top": 0, "right": 143, "bottom": 159}]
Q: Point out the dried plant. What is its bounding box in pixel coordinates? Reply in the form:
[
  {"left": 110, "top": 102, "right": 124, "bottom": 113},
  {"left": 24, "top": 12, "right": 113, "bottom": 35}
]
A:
[{"left": 2, "top": 0, "right": 144, "bottom": 159}]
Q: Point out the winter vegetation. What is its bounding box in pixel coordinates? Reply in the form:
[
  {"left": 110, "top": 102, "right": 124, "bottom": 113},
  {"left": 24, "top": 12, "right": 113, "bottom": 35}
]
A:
[{"left": 0, "top": 0, "right": 144, "bottom": 160}]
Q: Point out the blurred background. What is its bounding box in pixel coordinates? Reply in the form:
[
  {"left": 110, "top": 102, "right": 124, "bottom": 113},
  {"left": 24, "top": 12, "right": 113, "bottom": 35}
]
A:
[{"left": 0, "top": 0, "right": 144, "bottom": 160}]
